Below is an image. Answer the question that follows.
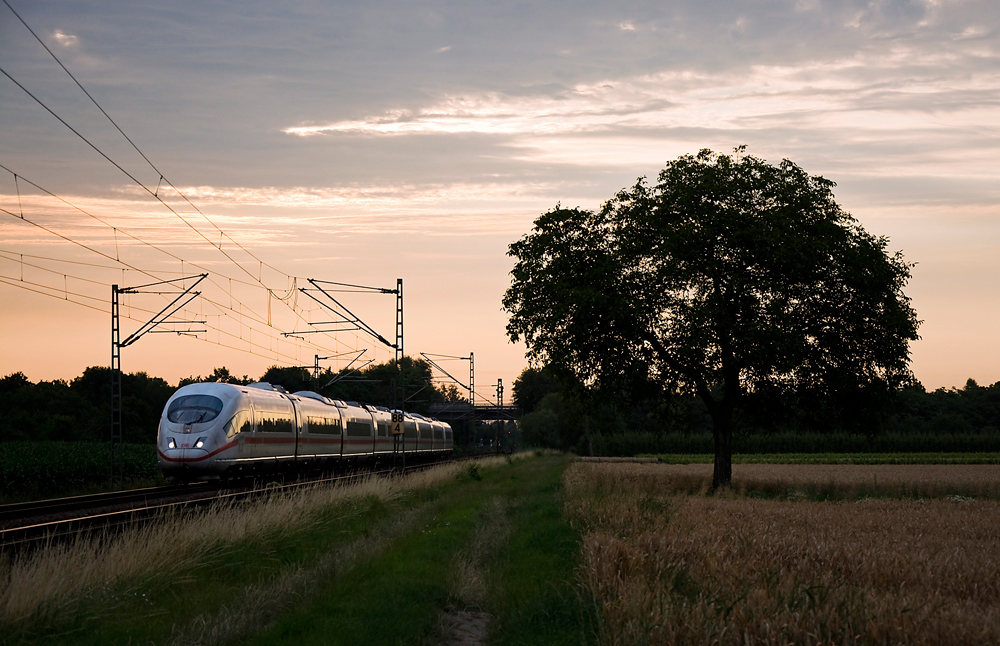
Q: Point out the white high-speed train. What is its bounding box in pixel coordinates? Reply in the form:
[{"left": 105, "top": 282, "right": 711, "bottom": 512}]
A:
[{"left": 156, "top": 381, "right": 453, "bottom": 481}]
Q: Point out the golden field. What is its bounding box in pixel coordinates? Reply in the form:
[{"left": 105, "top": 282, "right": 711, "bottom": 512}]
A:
[{"left": 566, "top": 460, "right": 1000, "bottom": 645}]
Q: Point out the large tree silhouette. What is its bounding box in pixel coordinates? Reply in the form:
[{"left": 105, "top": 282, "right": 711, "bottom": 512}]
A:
[{"left": 504, "top": 148, "right": 920, "bottom": 488}]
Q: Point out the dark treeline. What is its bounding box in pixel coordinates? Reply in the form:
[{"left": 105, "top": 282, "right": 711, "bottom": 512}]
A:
[
  {"left": 0, "top": 358, "right": 465, "bottom": 444},
  {"left": 514, "top": 366, "right": 1000, "bottom": 454},
  {"left": 0, "top": 367, "right": 173, "bottom": 444},
  {"left": 7, "top": 361, "right": 998, "bottom": 452}
]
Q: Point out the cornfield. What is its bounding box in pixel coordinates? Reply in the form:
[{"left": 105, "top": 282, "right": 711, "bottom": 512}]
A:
[
  {"left": 566, "top": 461, "right": 1000, "bottom": 645},
  {"left": 0, "top": 442, "right": 160, "bottom": 501}
]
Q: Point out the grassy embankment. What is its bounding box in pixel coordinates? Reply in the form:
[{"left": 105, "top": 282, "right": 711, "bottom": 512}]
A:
[{"left": 1, "top": 453, "right": 593, "bottom": 646}]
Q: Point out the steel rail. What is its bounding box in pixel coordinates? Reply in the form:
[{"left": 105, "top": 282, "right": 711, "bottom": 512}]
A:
[
  {"left": 0, "top": 459, "right": 458, "bottom": 551},
  {"left": 0, "top": 483, "right": 212, "bottom": 523}
]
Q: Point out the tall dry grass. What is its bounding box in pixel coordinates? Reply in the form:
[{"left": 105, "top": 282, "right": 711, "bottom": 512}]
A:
[
  {"left": 566, "top": 461, "right": 1000, "bottom": 645},
  {"left": 0, "top": 459, "right": 501, "bottom": 625}
]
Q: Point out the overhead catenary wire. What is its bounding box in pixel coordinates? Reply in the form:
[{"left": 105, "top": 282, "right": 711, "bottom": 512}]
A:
[
  {"left": 0, "top": 66, "right": 291, "bottom": 300},
  {"left": 2, "top": 0, "right": 164, "bottom": 187},
  {"left": 0, "top": 167, "right": 349, "bottom": 361},
  {"left": 0, "top": 5, "right": 293, "bottom": 293},
  {"left": 0, "top": 271, "right": 329, "bottom": 367},
  {"left": 0, "top": 203, "right": 346, "bottom": 367},
  {"left": 0, "top": 164, "right": 266, "bottom": 289},
  {"left": 0, "top": 1, "right": 385, "bottom": 368},
  {"left": 0, "top": 190, "right": 376, "bottom": 370},
  {"left": 0, "top": 248, "right": 204, "bottom": 272},
  {"left": 1, "top": 252, "right": 114, "bottom": 286},
  {"left": 0, "top": 74, "right": 371, "bottom": 361}
]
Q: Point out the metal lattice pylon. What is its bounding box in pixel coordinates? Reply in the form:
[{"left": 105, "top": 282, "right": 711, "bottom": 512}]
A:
[
  {"left": 111, "top": 285, "right": 123, "bottom": 490},
  {"left": 110, "top": 275, "right": 206, "bottom": 490}
]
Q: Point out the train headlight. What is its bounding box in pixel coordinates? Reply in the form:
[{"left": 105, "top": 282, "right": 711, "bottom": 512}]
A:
[
  {"left": 167, "top": 438, "right": 176, "bottom": 449},
  {"left": 194, "top": 437, "right": 205, "bottom": 449}
]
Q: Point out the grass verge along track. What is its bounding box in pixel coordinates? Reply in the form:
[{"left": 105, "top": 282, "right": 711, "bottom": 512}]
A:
[{"left": 0, "top": 453, "right": 590, "bottom": 646}]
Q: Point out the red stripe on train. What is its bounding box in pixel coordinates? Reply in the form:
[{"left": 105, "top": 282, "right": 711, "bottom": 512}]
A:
[{"left": 158, "top": 439, "right": 238, "bottom": 463}]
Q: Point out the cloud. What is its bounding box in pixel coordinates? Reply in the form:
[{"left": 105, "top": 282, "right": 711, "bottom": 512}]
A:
[
  {"left": 279, "top": 44, "right": 999, "bottom": 192},
  {"left": 285, "top": 41, "right": 997, "bottom": 135},
  {"left": 51, "top": 29, "right": 78, "bottom": 48}
]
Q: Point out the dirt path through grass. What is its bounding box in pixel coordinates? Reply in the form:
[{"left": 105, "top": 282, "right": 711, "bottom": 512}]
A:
[{"left": 249, "top": 454, "right": 591, "bottom": 646}]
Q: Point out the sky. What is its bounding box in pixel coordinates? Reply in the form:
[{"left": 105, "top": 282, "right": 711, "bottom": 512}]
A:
[{"left": 1, "top": 0, "right": 999, "bottom": 399}]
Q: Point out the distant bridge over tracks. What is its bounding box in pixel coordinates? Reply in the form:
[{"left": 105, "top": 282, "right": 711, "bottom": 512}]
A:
[{"left": 427, "top": 403, "right": 518, "bottom": 423}]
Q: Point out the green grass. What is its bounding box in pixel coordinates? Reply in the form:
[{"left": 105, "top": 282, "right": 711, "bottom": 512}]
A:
[
  {"left": 3, "top": 454, "right": 593, "bottom": 646},
  {"left": 251, "top": 455, "right": 594, "bottom": 646},
  {"left": 4, "top": 493, "right": 404, "bottom": 646},
  {"left": 645, "top": 452, "right": 1000, "bottom": 465},
  {"left": 490, "top": 460, "right": 594, "bottom": 646}
]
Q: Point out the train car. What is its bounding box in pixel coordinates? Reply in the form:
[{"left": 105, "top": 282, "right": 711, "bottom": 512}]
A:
[
  {"left": 293, "top": 390, "right": 346, "bottom": 470},
  {"left": 411, "top": 413, "right": 433, "bottom": 455},
  {"left": 430, "top": 418, "right": 449, "bottom": 453},
  {"left": 157, "top": 382, "right": 297, "bottom": 481},
  {"left": 363, "top": 404, "right": 394, "bottom": 460},
  {"left": 339, "top": 400, "right": 375, "bottom": 463},
  {"left": 157, "top": 381, "right": 454, "bottom": 482}
]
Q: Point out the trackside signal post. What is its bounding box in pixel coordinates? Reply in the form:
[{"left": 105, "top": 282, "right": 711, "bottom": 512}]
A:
[
  {"left": 393, "top": 278, "right": 405, "bottom": 468},
  {"left": 111, "top": 275, "right": 206, "bottom": 490},
  {"left": 391, "top": 410, "right": 405, "bottom": 470}
]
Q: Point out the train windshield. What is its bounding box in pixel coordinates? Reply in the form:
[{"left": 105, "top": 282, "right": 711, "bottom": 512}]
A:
[{"left": 167, "top": 395, "right": 225, "bottom": 424}]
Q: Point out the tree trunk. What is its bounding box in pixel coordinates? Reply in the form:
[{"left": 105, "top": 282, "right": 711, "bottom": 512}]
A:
[{"left": 711, "top": 412, "right": 733, "bottom": 490}]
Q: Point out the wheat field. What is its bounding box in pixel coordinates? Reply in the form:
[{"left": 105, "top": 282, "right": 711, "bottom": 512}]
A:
[{"left": 566, "top": 461, "right": 1000, "bottom": 645}]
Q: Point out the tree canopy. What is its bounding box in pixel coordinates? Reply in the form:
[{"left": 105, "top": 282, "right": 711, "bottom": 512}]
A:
[{"left": 503, "top": 148, "right": 920, "bottom": 487}]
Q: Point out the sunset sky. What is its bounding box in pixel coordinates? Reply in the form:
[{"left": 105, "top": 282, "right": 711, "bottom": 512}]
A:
[{"left": 2, "top": 0, "right": 998, "bottom": 398}]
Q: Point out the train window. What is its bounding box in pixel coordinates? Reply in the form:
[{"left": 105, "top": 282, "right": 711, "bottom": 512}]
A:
[
  {"left": 167, "top": 395, "right": 224, "bottom": 424},
  {"left": 254, "top": 405, "right": 291, "bottom": 433},
  {"left": 257, "top": 413, "right": 293, "bottom": 433},
  {"left": 308, "top": 415, "right": 341, "bottom": 435},
  {"left": 224, "top": 410, "right": 253, "bottom": 438},
  {"left": 346, "top": 420, "right": 371, "bottom": 437}
]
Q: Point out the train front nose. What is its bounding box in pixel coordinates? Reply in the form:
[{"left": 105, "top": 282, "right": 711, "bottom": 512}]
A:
[
  {"left": 158, "top": 389, "right": 232, "bottom": 481},
  {"left": 158, "top": 430, "right": 212, "bottom": 477}
]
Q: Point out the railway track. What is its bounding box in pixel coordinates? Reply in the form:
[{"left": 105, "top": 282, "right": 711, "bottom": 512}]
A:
[
  {"left": 0, "top": 465, "right": 413, "bottom": 550},
  {"left": 0, "top": 451, "right": 500, "bottom": 551}
]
